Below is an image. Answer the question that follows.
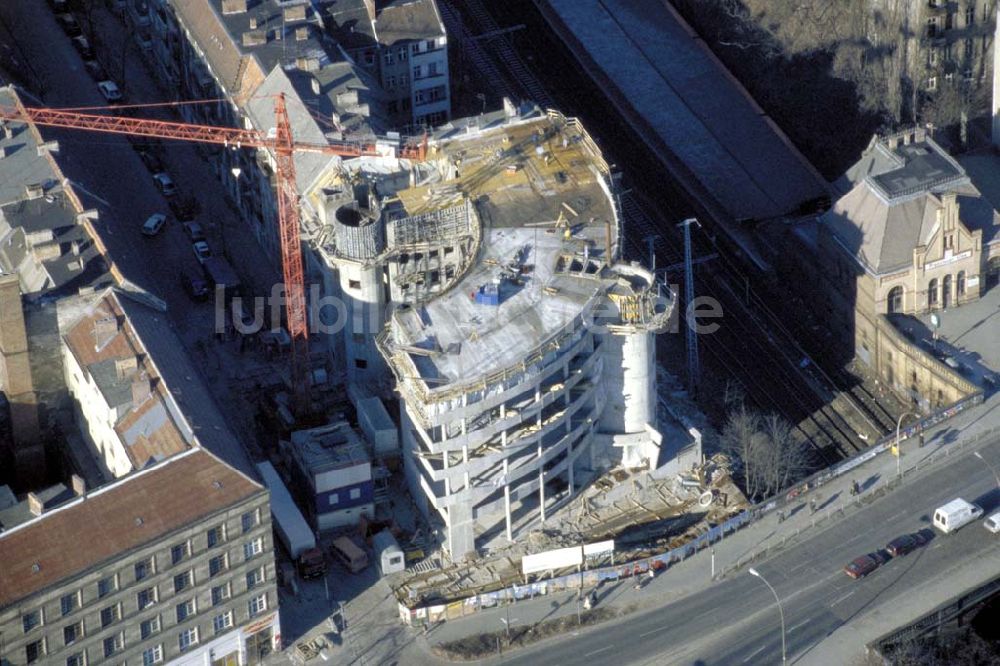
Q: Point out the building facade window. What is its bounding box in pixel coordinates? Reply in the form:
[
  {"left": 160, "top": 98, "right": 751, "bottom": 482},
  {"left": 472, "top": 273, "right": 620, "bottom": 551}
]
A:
[
  {"left": 928, "top": 278, "right": 939, "bottom": 306},
  {"left": 942, "top": 274, "right": 952, "bottom": 307},
  {"left": 171, "top": 541, "right": 190, "bottom": 565},
  {"left": 175, "top": 598, "right": 196, "bottom": 623},
  {"left": 244, "top": 537, "right": 263, "bottom": 561},
  {"left": 97, "top": 575, "right": 117, "bottom": 599},
  {"left": 887, "top": 286, "right": 904, "bottom": 314},
  {"left": 140, "top": 615, "right": 161, "bottom": 640},
  {"left": 206, "top": 525, "right": 225, "bottom": 548},
  {"left": 22, "top": 609, "right": 42, "bottom": 633},
  {"left": 142, "top": 645, "right": 163, "bottom": 665},
  {"left": 178, "top": 627, "right": 199, "bottom": 651},
  {"left": 103, "top": 632, "right": 124, "bottom": 658},
  {"left": 60, "top": 592, "right": 80, "bottom": 616},
  {"left": 65, "top": 652, "right": 85, "bottom": 666},
  {"left": 957, "top": 270, "right": 966, "bottom": 295},
  {"left": 209, "top": 553, "right": 228, "bottom": 577},
  {"left": 137, "top": 586, "right": 158, "bottom": 610},
  {"left": 248, "top": 593, "right": 268, "bottom": 617},
  {"left": 211, "top": 582, "right": 231, "bottom": 606},
  {"left": 174, "top": 570, "right": 193, "bottom": 593},
  {"left": 246, "top": 567, "right": 265, "bottom": 590},
  {"left": 63, "top": 620, "right": 84, "bottom": 646},
  {"left": 241, "top": 509, "right": 259, "bottom": 533},
  {"left": 135, "top": 556, "right": 155, "bottom": 581},
  {"left": 99, "top": 603, "right": 121, "bottom": 628},
  {"left": 25, "top": 639, "right": 45, "bottom": 663},
  {"left": 213, "top": 610, "right": 234, "bottom": 634}
]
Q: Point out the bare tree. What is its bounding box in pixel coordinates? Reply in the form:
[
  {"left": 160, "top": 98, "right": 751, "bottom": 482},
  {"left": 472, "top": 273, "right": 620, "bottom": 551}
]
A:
[{"left": 722, "top": 405, "right": 807, "bottom": 500}]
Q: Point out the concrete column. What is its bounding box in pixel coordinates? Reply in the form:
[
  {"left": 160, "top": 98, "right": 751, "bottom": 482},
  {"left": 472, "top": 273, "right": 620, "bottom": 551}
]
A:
[
  {"left": 500, "top": 403, "right": 512, "bottom": 540},
  {"left": 536, "top": 386, "right": 544, "bottom": 523}
]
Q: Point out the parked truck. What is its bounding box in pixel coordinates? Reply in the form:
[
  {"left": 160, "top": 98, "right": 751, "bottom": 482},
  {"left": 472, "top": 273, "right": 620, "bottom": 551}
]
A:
[
  {"left": 256, "top": 462, "right": 327, "bottom": 578},
  {"left": 202, "top": 255, "right": 241, "bottom": 301}
]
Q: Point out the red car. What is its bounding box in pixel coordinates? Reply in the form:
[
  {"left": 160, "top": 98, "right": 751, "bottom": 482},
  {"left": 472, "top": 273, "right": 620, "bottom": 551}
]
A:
[
  {"left": 844, "top": 555, "right": 879, "bottom": 579},
  {"left": 886, "top": 533, "right": 928, "bottom": 557}
]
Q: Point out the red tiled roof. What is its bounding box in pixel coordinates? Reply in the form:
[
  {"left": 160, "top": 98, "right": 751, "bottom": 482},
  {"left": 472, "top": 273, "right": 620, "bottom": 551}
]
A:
[{"left": 0, "top": 449, "right": 263, "bottom": 608}]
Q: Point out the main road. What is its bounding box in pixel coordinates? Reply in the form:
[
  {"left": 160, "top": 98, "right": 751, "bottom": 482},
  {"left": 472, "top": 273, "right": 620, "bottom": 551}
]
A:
[{"left": 498, "top": 436, "right": 1000, "bottom": 665}]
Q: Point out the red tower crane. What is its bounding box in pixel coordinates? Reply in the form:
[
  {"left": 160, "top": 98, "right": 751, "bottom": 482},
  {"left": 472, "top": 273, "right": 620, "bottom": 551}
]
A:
[{"left": 0, "top": 93, "right": 425, "bottom": 413}]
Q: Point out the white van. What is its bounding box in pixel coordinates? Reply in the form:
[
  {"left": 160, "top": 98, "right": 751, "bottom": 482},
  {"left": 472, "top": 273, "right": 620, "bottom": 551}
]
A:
[
  {"left": 932, "top": 498, "right": 983, "bottom": 534},
  {"left": 984, "top": 512, "right": 1000, "bottom": 534}
]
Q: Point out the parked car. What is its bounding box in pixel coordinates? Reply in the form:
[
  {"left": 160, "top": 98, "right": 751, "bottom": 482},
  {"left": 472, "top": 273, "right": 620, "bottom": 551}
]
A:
[
  {"left": 885, "top": 532, "right": 928, "bottom": 557},
  {"left": 192, "top": 240, "right": 212, "bottom": 265},
  {"left": 70, "top": 35, "right": 94, "bottom": 59},
  {"left": 169, "top": 196, "right": 199, "bottom": 222},
  {"left": 55, "top": 13, "right": 81, "bottom": 37},
  {"left": 97, "top": 80, "right": 122, "bottom": 103},
  {"left": 153, "top": 172, "right": 178, "bottom": 197},
  {"left": 182, "top": 221, "right": 205, "bottom": 242},
  {"left": 180, "top": 272, "right": 210, "bottom": 301},
  {"left": 843, "top": 554, "right": 880, "bottom": 579},
  {"left": 136, "top": 148, "right": 164, "bottom": 173},
  {"left": 83, "top": 59, "right": 108, "bottom": 82},
  {"left": 141, "top": 213, "right": 167, "bottom": 237},
  {"left": 984, "top": 512, "right": 1000, "bottom": 534}
]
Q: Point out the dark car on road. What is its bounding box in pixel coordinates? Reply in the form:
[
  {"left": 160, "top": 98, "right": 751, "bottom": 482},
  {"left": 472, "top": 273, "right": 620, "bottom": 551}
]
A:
[
  {"left": 181, "top": 272, "right": 210, "bottom": 301},
  {"left": 56, "top": 13, "right": 82, "bottom": 37},
  {"left": 843, "top": 554, "right": 880, "bottom": 579},
  {"left": 886, "top": 532, "right": 928, "bottom": 557}
]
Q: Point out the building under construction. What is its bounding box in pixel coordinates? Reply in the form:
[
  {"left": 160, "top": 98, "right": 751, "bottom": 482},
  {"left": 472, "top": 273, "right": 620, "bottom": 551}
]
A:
[{"left": 309, "top": 101, "right": 674, "bottom": 558}]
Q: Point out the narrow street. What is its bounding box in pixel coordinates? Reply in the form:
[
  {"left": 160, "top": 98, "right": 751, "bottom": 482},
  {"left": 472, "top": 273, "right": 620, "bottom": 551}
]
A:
[{"left": 0, "top": 0, "right": 283, "bottom": 461}]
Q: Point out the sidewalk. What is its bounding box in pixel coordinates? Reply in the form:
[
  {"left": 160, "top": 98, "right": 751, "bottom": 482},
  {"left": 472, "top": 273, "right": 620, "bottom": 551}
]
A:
[{"left": 423, "top": 391, "right": 1000, "bottom": 649}]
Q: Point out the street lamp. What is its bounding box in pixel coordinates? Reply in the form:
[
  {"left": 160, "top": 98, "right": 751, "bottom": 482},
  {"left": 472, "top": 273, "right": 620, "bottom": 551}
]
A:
[
  {"left": 894, "top": 411, "right": 918, "bottom": 478},
  {"left": 499, "top": 607, "right": 518, "bottom": 642},
  {"left": 973, "top": 451, "right": 1000, "bottom": 488},
  {"left": 748, "top": 567, "right": 786, "bottom": 666}
]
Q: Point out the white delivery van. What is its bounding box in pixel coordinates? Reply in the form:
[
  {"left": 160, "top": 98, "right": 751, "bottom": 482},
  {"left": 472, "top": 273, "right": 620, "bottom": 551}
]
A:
[
  {"left": 932, "top": 498, "right": 983, "bottom": 534},
  {"left": 984, "top": 512, "right": 1000, "bottom": 534}
]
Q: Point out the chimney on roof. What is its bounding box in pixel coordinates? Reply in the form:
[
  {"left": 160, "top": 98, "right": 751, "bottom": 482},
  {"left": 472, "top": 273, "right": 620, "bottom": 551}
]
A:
[
  {"left": 36, "top": 140, "right": 59, "bottom": 156},
  {"left": 295, "top": 26, "right": 309, "bottom": 41},
  {"left": 221, "top": 0, "right": 247, "bottom": 15},
  {"left": 3, "top": 123, "right": 13, "bottom": 140},
  {"left": 0, "top": 146, "right": 7, "bottom": 159},
  {"left": 914, "top": 126, "right": 927, "bottom": 143},
  {"left": 131, "top": 375, "right": 151, "bottom": 405},
  {"left": 25, "top": 183, "right": 44, "bottom": 199},
  {"left": 27, "top": 491, "right": 43, "bottom": 516},
  {"left": 71, "top": 474, "right": 86, "bottom": 496},
  {"left": 296, "top": 56, "right": 320, "bottom": 72},
  {"left": 903, "top": 131, "right": 912, "bottom": 145},
  {"left": 115, "top": 356, "right": 139, "bottom": 380},
  {"left": 284, "top": 5, "right": 307, "bottom": 22},
  {"left": 311, "top": 76, "right": 321, "bottom": 96},
  {"left": 249, "top": 17, "right": 258, "bottom": 30},
  {"left": 887, "top": 135, "right": 899, "bottom": 150},
  {"left": 242, "top": 30, "right": 267, "bottom": 47}
]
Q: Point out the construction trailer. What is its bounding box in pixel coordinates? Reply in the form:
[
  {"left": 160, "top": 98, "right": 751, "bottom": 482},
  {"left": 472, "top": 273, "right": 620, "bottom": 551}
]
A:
[
  {"left": 283, "top": 421, "right": 374, "bottom": 531},
  {"left": 356, "top": 396, "right": 398, "bottom": 460},
  {"left": 373, "top": 529, "right": 406, "bottom": 576}
]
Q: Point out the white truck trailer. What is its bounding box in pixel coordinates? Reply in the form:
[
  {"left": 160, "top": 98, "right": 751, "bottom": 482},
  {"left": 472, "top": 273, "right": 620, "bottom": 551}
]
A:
[{"left": 257, "top": 462, "right": 326, "bottom": 577}]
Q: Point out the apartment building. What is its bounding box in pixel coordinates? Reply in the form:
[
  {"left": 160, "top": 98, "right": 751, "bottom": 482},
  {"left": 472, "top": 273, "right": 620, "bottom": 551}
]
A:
[
  {"left": 60, "top": 287, "right": 256, "bottom": 480},
  {"left": 328, "top": 0, "right": 451, "bottom": 128},
  {"left": 0, "top": 448, "right": 279, "bottom": 666}
]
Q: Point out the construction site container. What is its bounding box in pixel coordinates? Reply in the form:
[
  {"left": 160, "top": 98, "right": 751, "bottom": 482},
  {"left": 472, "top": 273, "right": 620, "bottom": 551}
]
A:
[{"left": 373, "top": 529, "right": 405, "bottom": 575}]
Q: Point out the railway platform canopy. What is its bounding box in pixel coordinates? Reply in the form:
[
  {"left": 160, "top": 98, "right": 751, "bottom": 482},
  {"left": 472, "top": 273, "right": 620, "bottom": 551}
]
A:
[{"left": 538, "top": 0, "right": 829, "bottom": 266}]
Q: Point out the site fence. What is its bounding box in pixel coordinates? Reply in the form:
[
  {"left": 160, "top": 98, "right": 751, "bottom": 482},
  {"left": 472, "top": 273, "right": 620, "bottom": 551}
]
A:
[
  {"left": 398, "top": 395, "right": 995, "bottom": 627},
  {"left": 398, "top": 508, "right": 753, "bottom": 626}
]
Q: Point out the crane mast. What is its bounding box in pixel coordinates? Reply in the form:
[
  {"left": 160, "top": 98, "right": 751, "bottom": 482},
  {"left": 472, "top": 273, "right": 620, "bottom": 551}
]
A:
[{"left": 0, "top": 93, "right": 388, "bottom": 414}]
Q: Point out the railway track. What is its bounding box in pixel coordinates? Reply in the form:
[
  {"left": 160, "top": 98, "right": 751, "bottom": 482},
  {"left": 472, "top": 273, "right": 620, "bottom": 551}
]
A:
[{"left": 451, "top": 0, "right": 887, "bottom": 464}]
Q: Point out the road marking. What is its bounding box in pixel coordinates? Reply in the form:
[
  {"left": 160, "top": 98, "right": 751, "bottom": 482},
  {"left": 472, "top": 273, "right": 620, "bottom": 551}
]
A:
[
  {"left": 830, "top": 589, "right": 856, "bottom": 606},
  {"left": 585, "top": 646, "right": 615, "bottom": 657},
  {"left": 639, "top": 626, "right": 670, "bottom": 638},
  {"left": 888, "top": 510, "right": 908, "bottom": 521},
  {"left": 789, "top": 619, "right": 811, "bottom": 633},
  {"left": 743, "top": 644, "right": 767, "bottom": 663}
]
